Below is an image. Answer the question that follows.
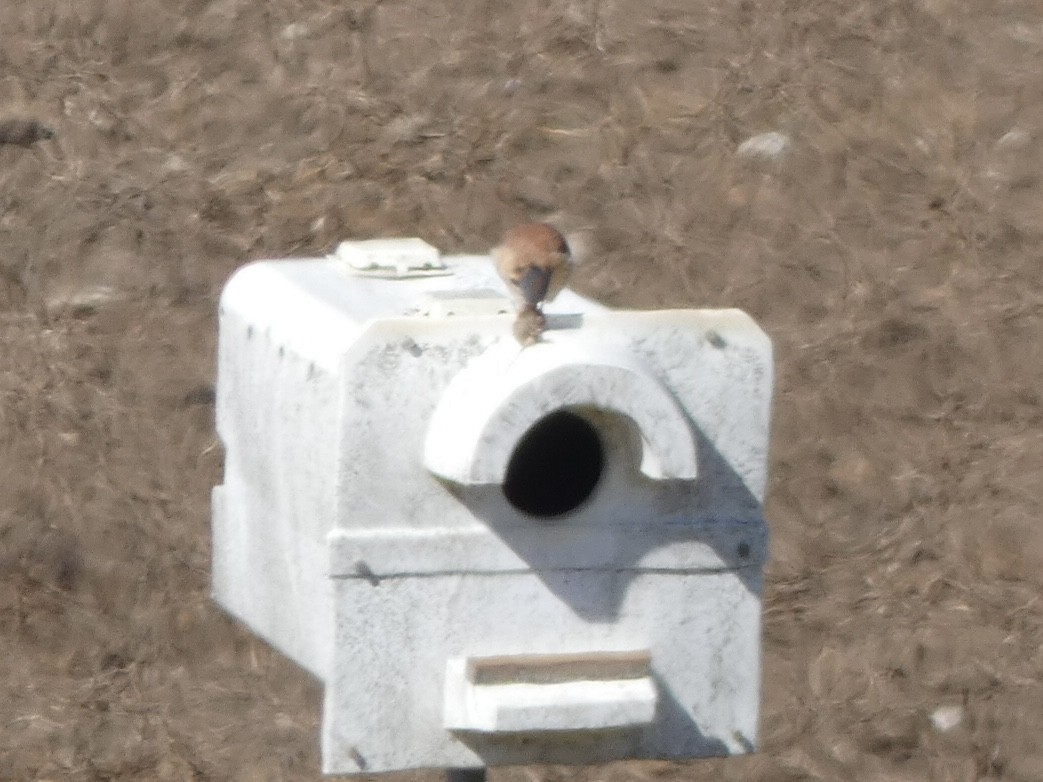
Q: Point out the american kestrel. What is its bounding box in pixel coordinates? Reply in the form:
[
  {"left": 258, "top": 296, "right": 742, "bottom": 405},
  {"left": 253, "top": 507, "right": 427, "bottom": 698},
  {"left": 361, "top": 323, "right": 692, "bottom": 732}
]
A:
[{"left": 493, "top": 223, "right": 572, "bottom": 345}]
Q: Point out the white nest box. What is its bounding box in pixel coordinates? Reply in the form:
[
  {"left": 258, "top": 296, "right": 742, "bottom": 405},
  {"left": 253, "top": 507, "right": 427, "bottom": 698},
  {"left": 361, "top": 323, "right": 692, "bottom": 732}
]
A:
[{"left": 211, "top": 239, "right": 773, "bottom": 775}]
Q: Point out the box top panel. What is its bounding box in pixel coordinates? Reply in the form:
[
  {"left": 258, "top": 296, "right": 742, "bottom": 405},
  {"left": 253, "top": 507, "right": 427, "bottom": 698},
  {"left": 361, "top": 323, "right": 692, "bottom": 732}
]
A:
[
  {"left": 223, "top": 248, "right": 605, "bottom": 323},
  {"left": 220, "top": 243, "right": 607, "bottom": 371}
]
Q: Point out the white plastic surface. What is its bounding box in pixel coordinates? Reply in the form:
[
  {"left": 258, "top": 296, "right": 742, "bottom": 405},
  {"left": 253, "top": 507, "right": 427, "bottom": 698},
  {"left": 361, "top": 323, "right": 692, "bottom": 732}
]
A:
[
  {"left": 443, "top": 657, "right": 658, "bottom": 732},
  {"left": 211, "top": 243, "right": 773, "bottom": 775}
]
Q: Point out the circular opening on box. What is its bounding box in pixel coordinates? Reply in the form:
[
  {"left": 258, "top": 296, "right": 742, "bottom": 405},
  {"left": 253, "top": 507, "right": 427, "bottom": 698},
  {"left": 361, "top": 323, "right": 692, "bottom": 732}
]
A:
[{"left": 503, "top": 410, "right": 604, "bottom": 518}]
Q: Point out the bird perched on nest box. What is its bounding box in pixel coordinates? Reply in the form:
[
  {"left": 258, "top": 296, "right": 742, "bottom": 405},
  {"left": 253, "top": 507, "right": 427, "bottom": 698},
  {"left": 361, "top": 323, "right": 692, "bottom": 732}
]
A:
[{"left": 493, "top": 222, "right": 572, "bottom": 346}]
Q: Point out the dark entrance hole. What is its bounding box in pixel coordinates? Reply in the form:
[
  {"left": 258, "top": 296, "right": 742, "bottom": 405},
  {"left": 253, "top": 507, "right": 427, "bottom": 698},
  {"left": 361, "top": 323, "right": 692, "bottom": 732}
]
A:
[{"left": 502, "top": 410, "right": 604, "bottom": 518}]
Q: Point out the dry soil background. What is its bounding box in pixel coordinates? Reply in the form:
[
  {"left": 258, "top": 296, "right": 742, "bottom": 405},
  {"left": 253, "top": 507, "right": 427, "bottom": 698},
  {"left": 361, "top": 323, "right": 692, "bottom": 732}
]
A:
[{"left": 2, "top": 1, "right": 1043, "bottom": 780}]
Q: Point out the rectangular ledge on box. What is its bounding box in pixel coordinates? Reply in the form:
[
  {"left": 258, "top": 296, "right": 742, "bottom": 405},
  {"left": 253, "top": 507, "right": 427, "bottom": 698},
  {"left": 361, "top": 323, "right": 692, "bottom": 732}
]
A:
[
  {"left": 419, "top": 289, "right": 512, "bottom": 317},
  {"left": 445, "top": 652, "right": 657, "bottom": 734}
]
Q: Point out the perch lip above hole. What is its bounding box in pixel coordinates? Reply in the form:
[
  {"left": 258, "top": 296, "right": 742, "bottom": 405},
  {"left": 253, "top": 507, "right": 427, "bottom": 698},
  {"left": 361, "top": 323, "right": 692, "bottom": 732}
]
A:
[{"left": 423, "top": 338, "right": 698, "bottom": 486}]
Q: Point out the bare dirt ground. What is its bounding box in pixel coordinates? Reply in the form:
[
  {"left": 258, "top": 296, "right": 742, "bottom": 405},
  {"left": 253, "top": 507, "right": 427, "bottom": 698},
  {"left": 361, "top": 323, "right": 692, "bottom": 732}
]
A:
[{"left": 2, "top": 1, "right": 1042, "bottom": 779}]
